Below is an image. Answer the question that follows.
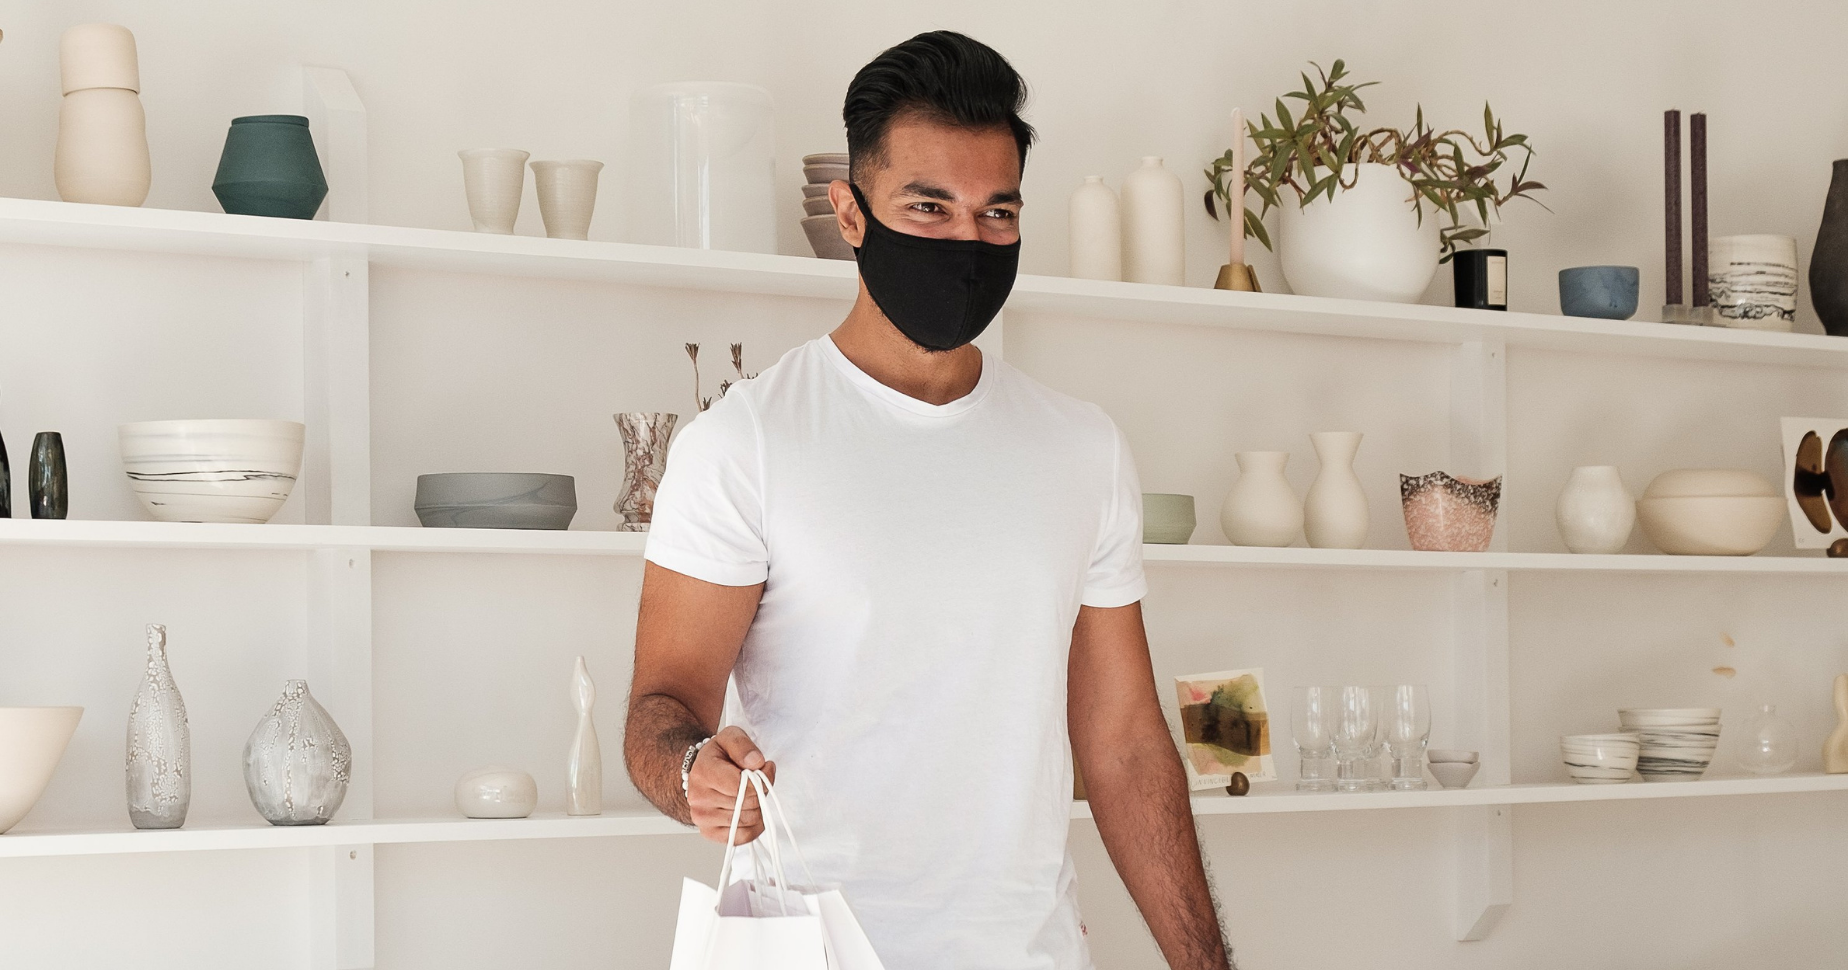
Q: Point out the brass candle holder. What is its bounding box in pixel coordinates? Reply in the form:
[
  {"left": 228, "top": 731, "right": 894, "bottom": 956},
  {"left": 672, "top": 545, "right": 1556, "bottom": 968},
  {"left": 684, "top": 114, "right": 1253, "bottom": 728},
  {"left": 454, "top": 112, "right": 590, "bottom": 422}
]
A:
[{"left": 1214, "top": 263, "right": 1260, "bottom": 292}]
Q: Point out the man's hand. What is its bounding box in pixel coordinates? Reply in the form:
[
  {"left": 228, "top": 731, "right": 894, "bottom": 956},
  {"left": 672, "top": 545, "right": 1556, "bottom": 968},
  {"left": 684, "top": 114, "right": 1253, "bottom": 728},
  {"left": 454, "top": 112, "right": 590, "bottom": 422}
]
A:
[{"left": 687, "top": 726, "right": 778, "bottom": 844}]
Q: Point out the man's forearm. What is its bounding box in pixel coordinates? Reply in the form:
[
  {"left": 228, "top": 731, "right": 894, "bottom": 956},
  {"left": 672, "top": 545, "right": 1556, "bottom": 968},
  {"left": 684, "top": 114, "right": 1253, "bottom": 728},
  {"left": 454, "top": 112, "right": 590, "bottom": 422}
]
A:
[
  {"left": 1084, "top": 725, "right": 1233, "bottom": 970},
  {"left": 622, "top": 692, "right": 712, "bottom": 824}
]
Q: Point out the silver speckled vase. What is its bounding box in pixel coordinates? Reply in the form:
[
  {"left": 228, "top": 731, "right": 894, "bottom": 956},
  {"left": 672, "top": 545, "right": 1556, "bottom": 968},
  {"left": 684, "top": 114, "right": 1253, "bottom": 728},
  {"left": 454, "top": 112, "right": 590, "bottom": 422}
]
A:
[
  {"left": 613, "top": 412, "right": 677, "bottom": 531},
  {"left": 126, "top": 623, "right": 190, "bottom": 829},
  {"left": 243, "top": 679, "right": 350, "bottom": 826}
]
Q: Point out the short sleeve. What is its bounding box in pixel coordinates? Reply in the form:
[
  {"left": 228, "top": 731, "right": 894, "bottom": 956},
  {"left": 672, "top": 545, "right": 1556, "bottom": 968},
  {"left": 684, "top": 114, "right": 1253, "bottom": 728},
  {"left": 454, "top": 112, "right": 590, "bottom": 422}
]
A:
[
  {"left": 1082, "top": 423, "right": 1148, "bottom": 608},
  {"left": 642, "top": 393, "right": 768, "bottom": 586}
]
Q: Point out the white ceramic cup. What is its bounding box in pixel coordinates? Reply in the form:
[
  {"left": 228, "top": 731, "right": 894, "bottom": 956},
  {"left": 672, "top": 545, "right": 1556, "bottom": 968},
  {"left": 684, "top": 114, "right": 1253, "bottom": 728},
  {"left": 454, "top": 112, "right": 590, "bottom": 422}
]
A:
[
  {"left": 530, "top": 159, "right": 604, "bottom": 240},
  {"left": 458, "top": 149, "right": 529, "bottom": 234},
  {"left": 1709, "top": 234, "right": 1798, "bottom": 331}
]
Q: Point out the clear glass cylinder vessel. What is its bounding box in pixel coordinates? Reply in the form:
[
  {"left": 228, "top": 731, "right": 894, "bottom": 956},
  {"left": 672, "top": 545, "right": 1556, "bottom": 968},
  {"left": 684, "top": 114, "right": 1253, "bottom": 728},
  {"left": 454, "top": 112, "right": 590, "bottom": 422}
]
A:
[{"left": 630, "top": 82, "right": 776, "bottom": 254}]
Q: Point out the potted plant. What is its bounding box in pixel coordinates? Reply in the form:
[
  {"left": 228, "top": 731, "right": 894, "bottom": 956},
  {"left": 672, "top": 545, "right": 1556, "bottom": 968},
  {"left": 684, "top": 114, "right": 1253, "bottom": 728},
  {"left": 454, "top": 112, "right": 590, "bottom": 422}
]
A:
[{"left": 1205, "top": 60, "right": 1545, "bottom": 303}]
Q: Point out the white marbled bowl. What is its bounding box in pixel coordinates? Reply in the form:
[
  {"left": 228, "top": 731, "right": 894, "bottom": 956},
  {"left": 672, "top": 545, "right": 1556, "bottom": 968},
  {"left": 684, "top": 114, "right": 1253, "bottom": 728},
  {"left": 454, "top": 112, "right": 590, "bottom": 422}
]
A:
[
  {"left": 0, "top": 706, "right": 84, "bottom": 833},
  {"left": 1560, "top": 733, "right": 1641, "bottom": 784},
  {"left": 1618, "top": 708, "right": 1721, "bottom": 728},
  {"left": 1635, "top": 727, "right": 1720, "bottom": 782},
  {"left": 119, "top": 420, "right": 305, "bottom": 524}
]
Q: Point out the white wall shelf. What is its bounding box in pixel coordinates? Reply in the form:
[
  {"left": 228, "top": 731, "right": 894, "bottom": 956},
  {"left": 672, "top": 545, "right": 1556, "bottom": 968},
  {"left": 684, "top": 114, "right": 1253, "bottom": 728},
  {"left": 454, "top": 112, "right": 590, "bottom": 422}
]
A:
[
  {"left": 2, "top": 196, "right": 1845, "bottom": 368},
  {"left": 4, "top": 519, "right": 1841, "bottom": 575},
  {"left": 5, "top": 774, "right": 1841, "bottom": 860}
]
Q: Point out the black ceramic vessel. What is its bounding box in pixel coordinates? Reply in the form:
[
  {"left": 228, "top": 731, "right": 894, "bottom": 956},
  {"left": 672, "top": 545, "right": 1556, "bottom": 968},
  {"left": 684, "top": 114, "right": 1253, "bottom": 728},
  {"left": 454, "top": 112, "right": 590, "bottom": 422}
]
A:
[
  {"left": 0, "top": 430, "right": 10, "bottom": 517},
  {"left": 1810, "top": 159, "right": 1848, "bottom": 337},
  {"left": 1454, "top": 248, "right": 1509, "bottom": 311},
  {"left": 28, "top": 432, "right": 67, "bottom": 520}
]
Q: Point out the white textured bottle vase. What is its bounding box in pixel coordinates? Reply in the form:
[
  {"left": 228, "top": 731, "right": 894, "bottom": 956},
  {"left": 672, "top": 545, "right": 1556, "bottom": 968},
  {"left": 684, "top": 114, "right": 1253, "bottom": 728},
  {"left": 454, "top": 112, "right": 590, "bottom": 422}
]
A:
[
  {"left": 243, "top": 680, "right": 351, "bottom": 826},
  {"left": 1068, "top": 176, "right": 1122, "bottom": 280},
  {"left": 1120, "top": 156, "right": 1184, "bottom": 285},
  {"left": 1277, "top": 163, "right": 1437, "bottom": 302},
  {"left": 55, "top": 24, "right": 150, "bottom": 206},
  {"left": 125, "top": 623, "right": 190, "bottom": 829},
  {"left": 1304, "top": 432, "right": 1369, "bottom": 549},
  {"left": 1220, "top": 451, "right": 1302, "bottom": 547},
  {"left": 1555, "top": 465, "right": 1636, "bottom": 554},
  {"left": 567, "top": 656, "right": 602, "bottom": 815}
]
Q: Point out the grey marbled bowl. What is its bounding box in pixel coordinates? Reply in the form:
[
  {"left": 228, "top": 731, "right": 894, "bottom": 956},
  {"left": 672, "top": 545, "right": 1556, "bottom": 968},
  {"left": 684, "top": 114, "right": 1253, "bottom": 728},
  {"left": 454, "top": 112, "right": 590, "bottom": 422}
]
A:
[{"left": 414, "top": 473, "right": 577, "bottom": 530}]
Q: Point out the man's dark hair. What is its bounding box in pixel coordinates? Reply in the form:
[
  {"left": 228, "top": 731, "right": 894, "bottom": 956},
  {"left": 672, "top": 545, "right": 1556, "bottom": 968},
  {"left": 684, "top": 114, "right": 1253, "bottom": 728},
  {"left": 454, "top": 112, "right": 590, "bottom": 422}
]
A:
[{"left": 843, "top": 31, "right": 1036, "bottom": 182}]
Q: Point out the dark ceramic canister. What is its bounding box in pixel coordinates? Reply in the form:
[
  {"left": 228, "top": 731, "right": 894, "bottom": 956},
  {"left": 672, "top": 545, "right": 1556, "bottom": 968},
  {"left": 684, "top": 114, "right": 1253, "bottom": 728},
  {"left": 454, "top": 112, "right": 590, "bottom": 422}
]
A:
[
  {"left": 1453, "top": 248, "right": 1509, "bottom": 311},
  {"left": 29, "top": 432, "right": 67, "bottom": 520},
  {"left": 211, "top": 115, "right": 329, "bottom": 220},
  {"left": 0, "top": 430, "right": 10, "bottom": 517},
  {"left": 1810, "top": 159, "right": 1848, "bottom": 337}
]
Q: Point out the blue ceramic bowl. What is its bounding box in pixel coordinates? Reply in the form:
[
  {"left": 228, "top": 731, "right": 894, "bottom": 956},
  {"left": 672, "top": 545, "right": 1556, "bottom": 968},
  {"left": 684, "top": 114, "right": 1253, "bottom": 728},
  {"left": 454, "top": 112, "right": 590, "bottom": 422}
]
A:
[{"left": 1559, "top": 266, "right": 1640, "bottom": 320}]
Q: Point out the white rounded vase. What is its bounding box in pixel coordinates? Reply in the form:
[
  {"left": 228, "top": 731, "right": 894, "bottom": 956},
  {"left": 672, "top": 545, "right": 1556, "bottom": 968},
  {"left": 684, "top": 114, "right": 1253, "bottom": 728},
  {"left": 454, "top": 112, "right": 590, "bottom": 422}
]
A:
[
  {"left": 1068, "top": 176, "right": 1122, "bottom": 280},
  {"left": 1120, "top": 156, "right": 1184, "bottom": 285},
  {"left": 1220, "top": 451, "right": 1302, "bottom": 547},
  {"left": 1555, "top": 465, "right": 1636, "bottom": 554},
  {"left": 56, "top": 87, "right": 150, "bottom": 207},
  {"left": 1278, "top": 162, "right": 1438, "bottom": 303},
  {"left": 1304, "top": 432, "right": 1369, "bottom": 549}
]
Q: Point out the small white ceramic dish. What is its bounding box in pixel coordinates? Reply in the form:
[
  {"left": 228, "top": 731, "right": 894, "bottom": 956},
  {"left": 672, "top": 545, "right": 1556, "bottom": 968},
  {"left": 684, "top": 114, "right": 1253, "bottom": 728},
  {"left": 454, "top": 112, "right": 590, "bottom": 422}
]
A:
[
  {"left": 0, "top": 707, "right": 84, "bottom": 833},
  {"left": 1428, "top": 762, "right": 1481, "bottom": 789},
  {"left": 1426, "top": 749, "right": 1479, "bottom": 764},
  {"left": 454, "top": 765, "right": 538, "bottom": 819}
]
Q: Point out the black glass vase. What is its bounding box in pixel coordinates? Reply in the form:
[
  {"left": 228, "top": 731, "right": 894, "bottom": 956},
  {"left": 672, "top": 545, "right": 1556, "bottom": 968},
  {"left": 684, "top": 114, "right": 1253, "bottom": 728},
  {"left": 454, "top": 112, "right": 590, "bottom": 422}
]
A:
[{"left": 29, "top": 432, "right": 67, "bottom": 520}]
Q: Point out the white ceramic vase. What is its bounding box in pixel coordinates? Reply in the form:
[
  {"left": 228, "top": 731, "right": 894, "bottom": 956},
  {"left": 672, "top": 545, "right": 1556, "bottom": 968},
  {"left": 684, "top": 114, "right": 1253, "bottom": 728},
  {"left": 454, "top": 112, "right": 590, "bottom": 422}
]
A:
[
  {"left": 1555, "top": 465, "right": 1636, "bottom": 554},
  {"left": 566, "top": 656, "right": 601, "bottom": 816},
  {"left": 1304, "top": 432, "right": 1368, "bottom": 549},
  {"left": 1277, "top": 163, "right": 1438, "bottom": 302},
  {"left": 126, "top": 624, "right": 190, "bottom": 830},
  {"left": 531, "top": 159, "right": 604, "bottom": 240},
  {"left": 1220, "top": 451, "right": 1302, "bottom": 547},
  {"left": 1069, "top": 176, "right": 1122, "bottom": 280},
  {"left": 243, "top": 680, "right": 350, "bottom": 826},
  {"left": 55, "top": 24, "right": 150, "bottom": 207},
  {"left": 459, "top": 149, "right": 529, "bottom": 234},
  {"left": 1120, "top": 157, "right": 1184, "bottom": 285}
]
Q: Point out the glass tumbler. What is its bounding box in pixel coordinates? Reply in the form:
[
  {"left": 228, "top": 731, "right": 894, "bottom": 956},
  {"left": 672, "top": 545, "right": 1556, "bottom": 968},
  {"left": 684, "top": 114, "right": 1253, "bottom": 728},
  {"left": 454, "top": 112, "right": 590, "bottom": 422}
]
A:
[
  {"left": 1332, "top": 685, "right": 1378, "bottom": 792},
  {"left": 1384, "top": 684, "right": 1432, "bottom": 790},
  {"left": 1292, "top": 686, "right": 1338, "bottom": 792}
]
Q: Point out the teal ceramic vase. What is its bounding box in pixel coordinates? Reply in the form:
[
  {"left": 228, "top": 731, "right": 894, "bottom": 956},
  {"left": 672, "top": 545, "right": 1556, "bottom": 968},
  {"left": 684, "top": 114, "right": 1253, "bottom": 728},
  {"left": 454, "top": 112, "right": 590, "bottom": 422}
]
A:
[{"left": 211, "top": 115, "right": 328, "bottom": 219}]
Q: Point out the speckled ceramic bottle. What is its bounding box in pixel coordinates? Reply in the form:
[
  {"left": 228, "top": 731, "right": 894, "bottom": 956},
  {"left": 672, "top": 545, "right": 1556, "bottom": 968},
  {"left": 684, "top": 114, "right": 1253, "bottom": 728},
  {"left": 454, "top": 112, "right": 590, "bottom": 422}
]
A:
[{"left": 126, "top": 624, "right": 190, "bottom": 829}]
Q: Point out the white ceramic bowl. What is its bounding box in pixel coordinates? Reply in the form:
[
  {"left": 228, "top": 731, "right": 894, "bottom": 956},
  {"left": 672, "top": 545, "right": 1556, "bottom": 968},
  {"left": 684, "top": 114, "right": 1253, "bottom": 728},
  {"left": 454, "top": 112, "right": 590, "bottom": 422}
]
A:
[
  {"left": 800, "top": 183, "right": 832, "bottom": 199},
  {"left": 1636, "top": 739, "right": 1718, "bottom": 782},
  {"left": 0, "top": 707, "right": 83, "bottom": 833},
  {"left": 801, "top": 196, "right": 836, "bottom": 217},
  {"left": 1635, "top": 495, "right": 1784, "bottom": 555},
  {"left": 1618, "top": 707, "right": 1721, "bottom": 723},
  {"left": 1560, "top": 733, "right": 1640, "bottom": 784},
  {"left": 802, "top": 215, "right": 854, "bottom": 260},
  {"left": 1428, "top": 761, "right": 1481, "bottom": 789},
  {"left": 803, "top": 162, "right": 849, "bottom": 185},
  {"left": 119, "top": 420, "right": 305, "bottom": 524},
  {"left": 801, "top": 152, "right": 849, "bottom": 167},
  {"left": 1427, "top": 749, "right": 1479, "bottom": 764}
]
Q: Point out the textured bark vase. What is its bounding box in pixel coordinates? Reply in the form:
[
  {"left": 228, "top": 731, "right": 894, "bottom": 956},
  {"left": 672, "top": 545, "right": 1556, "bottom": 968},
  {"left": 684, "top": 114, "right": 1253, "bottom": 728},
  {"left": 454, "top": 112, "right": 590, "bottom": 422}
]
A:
[
  {"left": 1555, "top": 465, "right": 1635, "bottom": 554},
  {"left": 1303, "top": 432, "right": 1369, "bottom": 549},
  {"left": 243, "top": 680, "right": 350, "bottom": 825},
  {"left": 29, "top": 432, "right": 67, "bottom": 520},
  {"left": 566, "top": 656, "right": 602, "bottom": 816},
  {"left": 212, "top": 115, "right": 329, "bottom": 219},
  {"left": 613, "top": 412, "right": 678, "bottom": 531},
  {"left": 1120, "top": 157, "right": 1184, "bottom": 285},
  {"left": 1825, "top": 674, "right": 1848, "bottom": 774},
  {"left": 1220, "top": 451, "right": 1302, "bottom": 547},
  {"left": 55, "top": 24, "right": 150, "bottom": 206},
  {"left": 1809, "top": 160, "right": 1848, "bottom": 337},
  {"left": 1068, "top": 176, "right": 1122, "bottom": 280},
  {"left": 126, "top": 623, "right": 190, "bottom": 829}
]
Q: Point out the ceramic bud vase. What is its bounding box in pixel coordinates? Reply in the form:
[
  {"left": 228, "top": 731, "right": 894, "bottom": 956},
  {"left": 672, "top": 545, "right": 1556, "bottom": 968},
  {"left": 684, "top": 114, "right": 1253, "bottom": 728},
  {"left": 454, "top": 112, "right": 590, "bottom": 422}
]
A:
[
  {"left": 29, "top": 433, "right": 67, "bottom": 520},
  {"left": 614, "top": 412, "right": 678, "bottom": 531},
  {"left": 531, "top": 159, "right": 604, "bottom": 240},
  {"left": 1554, "top": 465, "right": 1635, "bottom": 554},
  {"left": 54, "top": 24, "right": 150, "bottom": 207},
  {"left": 1809, "top": 160, "right": 1848, "bottom": 338},
  {"left": 1304, "top": 432, "right": 1368, "bottom": 549},
  {"left": 125, "top": 624, "right": 190, "bottom": 829},
  {"left": 1826, "top": 674, "right": 1848, "bottom": 774},
  {"left": 212, "top": 115, "right": 329, "bottom": 219},
  {"left": 566, "top": 657, "right": 601, "bottom": 816},
  {"left": 243, "top": 680, "right": 351, "bottom": 825},
  {"left": 459, "top": 149, "right": 529, "bottom": 233},
  {"left": 1220, "top": 451, "right": 1302, "bottom": 547},
  {"left": 1068, "top": 176, "right": 1122, "bottom": 281},
  {"left": 1120, "top": 157, "right": 1184, "bottom": 285},
  {"left": 1278, "top": 163, "right": 1439, "bottom": 302}
]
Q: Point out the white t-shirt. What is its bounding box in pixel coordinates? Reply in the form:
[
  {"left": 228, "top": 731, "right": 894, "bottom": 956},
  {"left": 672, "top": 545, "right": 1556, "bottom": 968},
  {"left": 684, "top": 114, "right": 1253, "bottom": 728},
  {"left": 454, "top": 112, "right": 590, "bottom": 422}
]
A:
[{"left": 645, "top": 335, "right": 1146, "bottom": 970}]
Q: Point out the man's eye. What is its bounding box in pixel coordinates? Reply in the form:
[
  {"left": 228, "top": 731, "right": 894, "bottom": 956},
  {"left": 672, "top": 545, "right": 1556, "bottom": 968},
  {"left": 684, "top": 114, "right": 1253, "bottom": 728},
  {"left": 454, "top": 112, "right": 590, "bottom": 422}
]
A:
[
  {"left": 910, "top": 202, "right": 943, "bottom": 214},
  {"left": 983, "top": 209, "right": 1018, "bottom": 221}
]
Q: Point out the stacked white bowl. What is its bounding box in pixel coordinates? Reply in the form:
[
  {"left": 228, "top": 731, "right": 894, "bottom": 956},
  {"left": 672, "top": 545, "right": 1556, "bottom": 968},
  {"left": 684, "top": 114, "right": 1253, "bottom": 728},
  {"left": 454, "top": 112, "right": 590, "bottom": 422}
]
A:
[
  {"left": 1559, "top": 733, "right": 1641, "bottom": 784},
  {"left": 800, "top": 152, "right": 853, "bottom": 260},
  {"left": 1620, "top": 708, "right": 1721, "bottom": 782},
  {"left": 119, "top": 419, "right": 305, "bottom": 524}
]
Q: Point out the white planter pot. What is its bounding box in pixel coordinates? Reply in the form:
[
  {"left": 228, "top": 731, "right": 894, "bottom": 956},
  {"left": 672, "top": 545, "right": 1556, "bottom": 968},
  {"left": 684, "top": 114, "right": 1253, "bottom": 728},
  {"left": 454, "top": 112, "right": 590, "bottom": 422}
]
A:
[
  {"left": 1277, "top": 162, "right": 1439, "bottom": 303},
  {"left": 1220, "top": 451, "right": 1302, "bottom": 547},
  {"left": 1304, "top": 432, "right": 1368, "bottom": 549},
  {"left": 1555, "top": 465, "right": 1636, "bottom": 554}
]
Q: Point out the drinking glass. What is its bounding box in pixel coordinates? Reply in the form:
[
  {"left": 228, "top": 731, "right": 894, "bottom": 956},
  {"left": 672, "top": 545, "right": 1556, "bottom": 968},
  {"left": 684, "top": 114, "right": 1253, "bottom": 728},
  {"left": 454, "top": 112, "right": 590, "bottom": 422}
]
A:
[
  {"left": 1291, "top": 686, "right": 1338, "bottom": 792},
  {"left": 1332, "top": 685, "right": 1377, "bottom": 792},
  {"left": 1365, "top": 687, "right": 1391, "bottom": 790},
  {"left": 1383, "top": 684, "right": 1432, "bottom": 790}
]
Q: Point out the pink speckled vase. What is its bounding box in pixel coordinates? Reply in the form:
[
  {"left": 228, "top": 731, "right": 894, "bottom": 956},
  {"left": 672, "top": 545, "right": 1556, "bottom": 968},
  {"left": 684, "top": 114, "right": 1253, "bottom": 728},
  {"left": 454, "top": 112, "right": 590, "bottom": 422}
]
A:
[{"left": 1400, "top": 472, "right": 1501, "bottom": 552}]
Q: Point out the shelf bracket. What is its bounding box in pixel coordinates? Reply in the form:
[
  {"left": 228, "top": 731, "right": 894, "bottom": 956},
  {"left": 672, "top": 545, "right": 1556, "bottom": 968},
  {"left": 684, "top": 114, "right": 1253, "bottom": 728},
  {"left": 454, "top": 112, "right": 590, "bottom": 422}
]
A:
[
  {"left": 308, "top": 547, "right": 375, "bottom": 969},
  {"left": 303, "top": 66, "right": 368, "bottom": 223},
  {"left": 1450, "top": 568, "right": 1512, "bottom": 940}
]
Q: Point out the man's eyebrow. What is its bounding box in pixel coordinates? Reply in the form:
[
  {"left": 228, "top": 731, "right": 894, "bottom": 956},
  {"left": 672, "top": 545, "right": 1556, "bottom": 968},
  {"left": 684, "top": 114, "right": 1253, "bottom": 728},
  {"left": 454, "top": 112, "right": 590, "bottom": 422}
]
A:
[
  {"left": 985, "top": 189, "right": 1023, "bottom": 206},
  {"left": 895, "top": 181, "right": 1023, "bottom": 206}
]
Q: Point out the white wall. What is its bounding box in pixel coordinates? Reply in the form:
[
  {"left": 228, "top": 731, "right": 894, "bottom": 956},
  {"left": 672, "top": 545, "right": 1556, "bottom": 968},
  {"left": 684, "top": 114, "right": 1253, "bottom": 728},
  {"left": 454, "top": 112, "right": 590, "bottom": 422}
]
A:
[{"left": 5, "top": 1, "right": 1848, "bottom": 968}]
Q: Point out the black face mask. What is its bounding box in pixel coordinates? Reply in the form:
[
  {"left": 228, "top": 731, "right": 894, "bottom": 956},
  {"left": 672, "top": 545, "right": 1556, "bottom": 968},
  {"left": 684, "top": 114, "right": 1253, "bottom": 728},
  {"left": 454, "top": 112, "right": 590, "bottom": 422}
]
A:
[{"left": 849, "top": 183, "right": 1020, "bottom": 352}]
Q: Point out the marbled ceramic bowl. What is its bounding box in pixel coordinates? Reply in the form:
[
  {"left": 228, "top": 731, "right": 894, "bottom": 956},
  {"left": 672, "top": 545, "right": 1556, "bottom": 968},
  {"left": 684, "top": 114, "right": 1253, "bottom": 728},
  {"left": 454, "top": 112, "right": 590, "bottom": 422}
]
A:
[
  {"left": 1617, "top": 707, "right": 1722, "bottom": 726},
  {"left": 414, "top": 473, "right": 576, "bottom": 530},
  {"left": 1635, "top": 732, "right": 1719, "bottom": 782},
  {"left": 1428, "top": 761, "right": 1481, "bottom": 789},
  {"left": 0, "top": 706, "right": 84, "bottom": 833},
  {"left": 1560, "top": 733, "right": 1640, "bottom": 784},
  {"left": 119, "top": 419, "right": 305, "bottom": 524}
]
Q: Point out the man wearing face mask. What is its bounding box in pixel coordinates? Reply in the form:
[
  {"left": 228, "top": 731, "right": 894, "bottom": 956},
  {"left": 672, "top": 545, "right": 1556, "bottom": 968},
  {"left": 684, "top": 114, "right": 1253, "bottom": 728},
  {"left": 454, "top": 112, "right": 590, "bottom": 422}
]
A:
[{"left": 625, "top": 30, "right": 1234, "bottom": 970}]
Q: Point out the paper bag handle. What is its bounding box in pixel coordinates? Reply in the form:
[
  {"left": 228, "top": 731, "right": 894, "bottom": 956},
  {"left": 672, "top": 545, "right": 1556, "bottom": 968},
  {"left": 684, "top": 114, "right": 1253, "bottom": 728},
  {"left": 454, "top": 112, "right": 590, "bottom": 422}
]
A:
[{"left": 712, "top": 769, "right": 817, "bottom": 916}]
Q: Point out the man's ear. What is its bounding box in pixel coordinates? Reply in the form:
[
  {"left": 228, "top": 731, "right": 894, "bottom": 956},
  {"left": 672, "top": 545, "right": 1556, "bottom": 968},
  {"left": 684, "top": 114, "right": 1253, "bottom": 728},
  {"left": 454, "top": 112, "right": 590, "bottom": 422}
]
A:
[{"left": 829, "top": 179, "right": 865, "bottom": 249}]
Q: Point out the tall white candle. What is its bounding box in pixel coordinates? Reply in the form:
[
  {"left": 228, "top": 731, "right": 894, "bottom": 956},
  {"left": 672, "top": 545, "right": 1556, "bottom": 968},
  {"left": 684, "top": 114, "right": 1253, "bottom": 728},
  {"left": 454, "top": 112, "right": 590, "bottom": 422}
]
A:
[{"left": 1229, "top": 108, "right": 1245, "bottom": 265}]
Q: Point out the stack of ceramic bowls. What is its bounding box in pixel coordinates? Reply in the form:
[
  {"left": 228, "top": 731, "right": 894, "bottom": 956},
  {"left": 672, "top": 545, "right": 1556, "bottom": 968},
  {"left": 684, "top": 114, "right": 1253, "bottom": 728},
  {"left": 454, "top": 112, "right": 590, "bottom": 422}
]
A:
[
  {"left": 1620, "top": 708, "right": 1721, "bottom": 782},
  {"left": 800, "top": 152, "right": 853, "bottom": 260},
  {"left": 119, "top": 419, "right": 305, "bottom": 524},
  {"left": 1635, "top": 469, "right": 1783, "bottom": 556},
  {"left": 1559, "top": 733, "right": 1640, "bottom": 784}
]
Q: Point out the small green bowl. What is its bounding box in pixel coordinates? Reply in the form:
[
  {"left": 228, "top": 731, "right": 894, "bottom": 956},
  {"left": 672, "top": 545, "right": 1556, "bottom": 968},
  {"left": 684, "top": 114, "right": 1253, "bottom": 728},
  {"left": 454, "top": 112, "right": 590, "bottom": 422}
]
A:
[{"left": 1142, "top": 493, "right": 1196, "bottom": 544}]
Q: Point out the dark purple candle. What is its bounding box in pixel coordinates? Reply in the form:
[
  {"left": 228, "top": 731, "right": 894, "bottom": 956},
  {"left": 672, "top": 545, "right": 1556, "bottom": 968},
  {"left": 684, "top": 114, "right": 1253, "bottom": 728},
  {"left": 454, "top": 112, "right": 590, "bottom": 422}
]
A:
[
  {"left": 1665, "top": 110, "right": 1682, "bottom": 306},
  {"left": 1691, "top": 112, "right": 1709, "bottom": 307}
]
